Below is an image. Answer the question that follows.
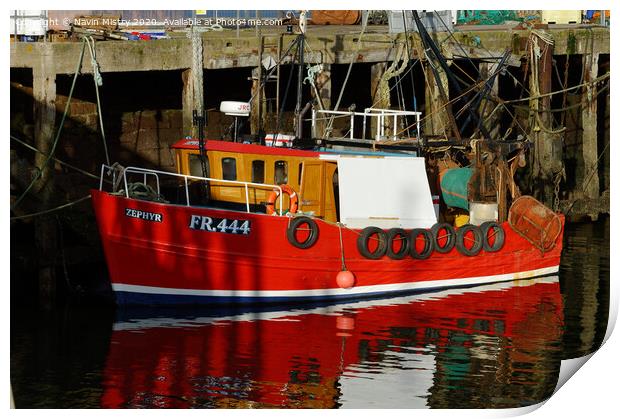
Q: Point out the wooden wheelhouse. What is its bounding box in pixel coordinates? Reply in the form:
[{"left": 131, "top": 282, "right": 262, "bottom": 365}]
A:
[{"left": 171, "top": 139, "right": 340, "bottom": 222}]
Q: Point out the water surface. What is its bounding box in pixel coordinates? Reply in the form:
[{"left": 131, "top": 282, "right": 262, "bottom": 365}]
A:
[{"left": 10, "top": 218, "right": 609, "bottom": 408}]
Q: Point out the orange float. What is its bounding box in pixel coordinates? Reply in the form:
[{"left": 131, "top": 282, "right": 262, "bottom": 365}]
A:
[{"left": 266, "top": 184, "right": 298, "bottom": 215}]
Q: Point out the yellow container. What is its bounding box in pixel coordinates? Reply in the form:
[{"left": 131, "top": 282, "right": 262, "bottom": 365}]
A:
[
  {"left": 541, "top": 10, "right": 582, "bottom": 24},
  {"left": 455, "top": 214, "right": 470, "bottom": 228}
]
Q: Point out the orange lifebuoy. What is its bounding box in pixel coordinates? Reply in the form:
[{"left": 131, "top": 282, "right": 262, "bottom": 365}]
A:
[{"left": 266, "top": 184, "right": 299, "bottom": 215}]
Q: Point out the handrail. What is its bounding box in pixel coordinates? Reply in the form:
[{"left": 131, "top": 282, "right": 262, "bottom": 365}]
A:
[
  {"left": 363, "top": 108, "right": 421, "bottom": 116},
  {"left": 99, "top": 164, "right": 285, "bottom": 216},
  {"left": 99, "top": 165, "right": 106, "bottom": 191},
  {"left": 312, "top": 107, "right": 422, "bottom": 141},
  {"left": 314, "top": 108, "right": 421, "bottom": 117}
]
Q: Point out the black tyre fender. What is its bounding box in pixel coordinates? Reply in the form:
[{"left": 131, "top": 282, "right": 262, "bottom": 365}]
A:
[
  {"left": 480, "top": 221, "right": 505, "bottom": 252},
  {"left": 286, "top": 216, "right": 319, "bottom": 249},
  {"left": 357, "top": 227, "right": 388, "bottom": 259},
  {"left": 409, "top": 228, "right": 433, "bottom": 260},
  {"left": 431, "top": 222, "right": 456, "bottom": 253},
  {"left": 386, "top": 228, "right": 410, "bottom": 260},
  {"left": 456, "top": 224, "right": 483, "bottom": 256}
]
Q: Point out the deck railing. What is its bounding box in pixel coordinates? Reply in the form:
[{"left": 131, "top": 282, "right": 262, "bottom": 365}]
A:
[
  {"left": 311, "top": 108, "right": 422, "bottom": 142},
  {"left": 99, "top": 164, "right": 284, "bottom": 215}
]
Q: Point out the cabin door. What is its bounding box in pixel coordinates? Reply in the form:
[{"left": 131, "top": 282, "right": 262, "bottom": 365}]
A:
[{"left": 299, "top": 161, "right": 325, "bottom": 217}]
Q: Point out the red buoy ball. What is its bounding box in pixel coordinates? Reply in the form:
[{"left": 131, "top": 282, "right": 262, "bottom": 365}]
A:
[
  {"left": 336, "top": 315, "right": 355, "bottom": 337},
  {"left": 336, "top": 315, "right": 355, "bottom": 331},
  {"left": 336, "top": 270, "right": 355, "bottom": 289}
]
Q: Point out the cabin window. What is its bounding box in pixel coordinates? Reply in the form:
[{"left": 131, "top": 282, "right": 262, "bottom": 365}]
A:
[
  {"left": 222, "top": 157, "right": 237, "bottom": 181},
  {"left": 189, "top": 154, "right": 209, "bottom": 177},
  {"left": 298, "top": 163, "right": 303, "bottom": 185},
  {"left": 274, "top": 160, "right": 288, "bottom": 184},
  {"left": 252, "top": 160, "right": 265, "bottom": 183}
]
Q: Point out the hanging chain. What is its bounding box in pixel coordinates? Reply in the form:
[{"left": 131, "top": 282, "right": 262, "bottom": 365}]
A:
[{"left": 553, "top": 167, "right": 566, "bottom": 212}]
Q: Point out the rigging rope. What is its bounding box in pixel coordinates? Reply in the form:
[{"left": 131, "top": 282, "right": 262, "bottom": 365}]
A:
[
  {"left": 275, "top": 48, "right": 297, "bottom": 138},
  {"left": 337, "top": 222, "right": 347, "bottom": 271},
  {"left": 402, "top": 12, "right": 420, "bottom": 141},
  {"left": 528, "top": 32, "right": 566, "bottom": 135},
  {"left": 502, "top": 73, "right": 609, "bottom": 104},
  {"left": 377, "top": 43, "right": 409, "bottom": 111},
  {"left": 323, "top": 12, "right": 370, "bottom": 139},
  {"left": 247, "top": 36, "right": 298, "bottom": 104}
]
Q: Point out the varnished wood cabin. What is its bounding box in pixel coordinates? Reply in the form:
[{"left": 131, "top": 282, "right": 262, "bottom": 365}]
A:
[{"left": 171, "top": 139, "right": 340, "bottom": 222}]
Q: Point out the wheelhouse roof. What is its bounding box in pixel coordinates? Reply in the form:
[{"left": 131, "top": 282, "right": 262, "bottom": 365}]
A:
[
  {"left": 171, "top": 138, "right": 417, "bottom": 159},
  {"left": 171, "top": 138, "right": 320, "bottom": 158}
]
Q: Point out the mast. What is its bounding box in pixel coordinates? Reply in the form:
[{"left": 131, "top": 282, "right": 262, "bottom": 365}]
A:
[
  {"left": 412, "top": 10, "right": 490, "bottom": 140},
  {"left": 192, "top": 109, "right": 210, "bottom": 200},
  {"left": 294, "top": 10, "right": 307, "bottom": 139}
]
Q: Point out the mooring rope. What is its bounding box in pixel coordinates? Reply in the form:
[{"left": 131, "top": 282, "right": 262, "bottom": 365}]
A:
[
  {"left": 85, "top": 36, "right": 110, "bottom": 166},
  {"left": 10, "top": 195, "right": 92, "bottom": 221},
  {"left": 11, "top": 40, "right": 87, "bottom": 211},
  {"left": 10, "top": 135, "right": 102, "bottom": 181},
  {"left": 11, "top": 36, "right": 113, "bottom": 211}
]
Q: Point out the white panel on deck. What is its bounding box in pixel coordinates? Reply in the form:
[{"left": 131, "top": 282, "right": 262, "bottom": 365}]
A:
[{"left": 337, "top": 156, "right": 437, "bottom": 229}]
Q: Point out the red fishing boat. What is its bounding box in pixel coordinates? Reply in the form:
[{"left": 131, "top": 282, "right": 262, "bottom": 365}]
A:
[
  {"left": 91, "top": 134, "right": 564, "bottom": 305},
  {"left": 91, "top": 13, "right": 564, "bottom": 306}
]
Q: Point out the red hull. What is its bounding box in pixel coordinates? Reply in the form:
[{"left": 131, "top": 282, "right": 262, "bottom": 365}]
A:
[{"left": 91, "top": 190, "right": 564, "bottom": 305}]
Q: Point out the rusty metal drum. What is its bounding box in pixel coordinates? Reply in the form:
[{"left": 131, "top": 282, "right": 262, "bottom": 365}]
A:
[{"left": 508, "top": 196, "right": 562, "bottom": 252}]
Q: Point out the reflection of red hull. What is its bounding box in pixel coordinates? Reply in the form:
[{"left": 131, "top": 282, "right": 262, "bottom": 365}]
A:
[
  {"left": 101, "top": 278, "right": 564, "bottom": 408},
  {"left": 91, "top": 190, "right": 564, "bottom": 305}
]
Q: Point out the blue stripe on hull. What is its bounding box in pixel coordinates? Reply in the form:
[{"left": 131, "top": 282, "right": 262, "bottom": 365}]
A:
[{"left": 114, "top": 278, "right": 525, "bottom": 306}]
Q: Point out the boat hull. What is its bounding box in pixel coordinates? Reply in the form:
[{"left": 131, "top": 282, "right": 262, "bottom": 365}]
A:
[{"left": 91, "top": 190, "right": 564, "bottom": 305}]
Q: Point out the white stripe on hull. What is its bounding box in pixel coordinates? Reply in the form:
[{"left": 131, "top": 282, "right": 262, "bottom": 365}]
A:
[
  {"left": 112, "top": 265, "right": 559, "bottom": 298},
  {"left": 113, "top": 275, "right": 560, "bottom": 331}
]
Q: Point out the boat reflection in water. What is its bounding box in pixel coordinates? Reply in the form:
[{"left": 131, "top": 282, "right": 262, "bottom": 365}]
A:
[{"left": 102, "top": 276, "right": 564, "bottom": 408}]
